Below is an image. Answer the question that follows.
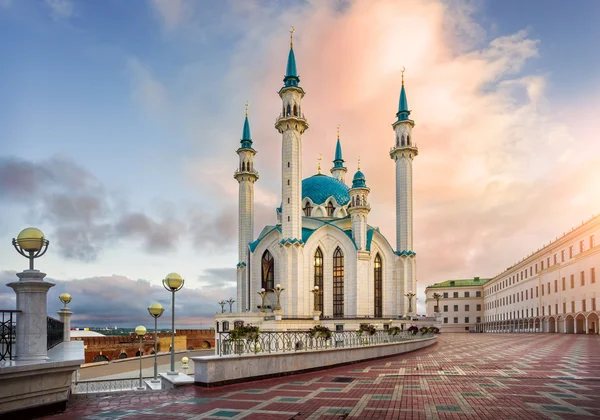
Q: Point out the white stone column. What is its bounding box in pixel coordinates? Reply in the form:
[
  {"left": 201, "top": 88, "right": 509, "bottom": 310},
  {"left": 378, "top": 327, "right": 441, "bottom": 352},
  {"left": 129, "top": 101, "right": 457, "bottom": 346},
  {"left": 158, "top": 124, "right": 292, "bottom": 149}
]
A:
[
  {"left": 585, "top": 318, "right": 589, "bottom": 334},
  {"left": 7, "top": 270, "right": 55, "bottom": 361},
  {"left": 57, "top": 308, "right": 72, "bottom": 341}
]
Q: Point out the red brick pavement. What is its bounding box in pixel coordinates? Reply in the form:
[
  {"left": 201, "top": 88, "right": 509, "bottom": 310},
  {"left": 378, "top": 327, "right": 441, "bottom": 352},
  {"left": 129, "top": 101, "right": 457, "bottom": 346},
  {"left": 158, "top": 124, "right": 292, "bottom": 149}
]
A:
[{"left": 42, "top": 333, "right": 600, "bottom": 419}]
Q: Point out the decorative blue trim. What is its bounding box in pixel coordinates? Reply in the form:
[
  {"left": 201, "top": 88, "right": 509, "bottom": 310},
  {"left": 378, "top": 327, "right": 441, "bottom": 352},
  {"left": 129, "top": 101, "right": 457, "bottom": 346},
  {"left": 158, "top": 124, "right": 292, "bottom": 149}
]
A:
[
  {"left": 395, "top": 250, "right": 416, "bottom": 257},
  {"left": 236, "top": 262, "right": 247, "bottom": 268}
]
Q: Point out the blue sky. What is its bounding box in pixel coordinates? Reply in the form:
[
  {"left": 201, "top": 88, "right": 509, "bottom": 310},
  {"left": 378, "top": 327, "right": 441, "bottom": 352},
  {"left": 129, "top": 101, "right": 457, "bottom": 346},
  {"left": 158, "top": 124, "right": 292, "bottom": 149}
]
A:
[{"left": 1, "top": 0, "right": 599, "bottom": 326}]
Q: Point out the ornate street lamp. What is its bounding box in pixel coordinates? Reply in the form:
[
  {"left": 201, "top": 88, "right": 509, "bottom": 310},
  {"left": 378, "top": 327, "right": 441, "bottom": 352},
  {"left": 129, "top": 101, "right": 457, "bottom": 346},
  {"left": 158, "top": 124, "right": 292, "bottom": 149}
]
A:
[
  {"left": 257, "top": 288, "right": 268, "bottom": 312},
  {"left": 147, "top": 302, "right": 164, "bottom": 382},
  {"left": 226, "top": 298, "right": 235, "bottom": 313},
  {"left": 135, "top": 325, "right": 147, "bottom": 390},
  {"left": 272, "top": 284, "right": 284, "bottom": 311},
  {"left": 12, "top": 227, "right": 49, "bottom": 270},
  {"left": 310, "top": 285, "right": 322, "bottom": 311},
  {"left": 405, "top": 291, "right": 416, "bottom": 314},
  {"left": 182, "top": 356, "right": 189, "bottom": 375},
  {"left": 218, "top": 300, "right": 226, "bottom": 313},
  {"left": 59, "top": 293, "right": 71, "bottom": 309},
  {"left": 163, "top": 272, "right": 184, "bottom": 375},
  {"left": 432, "top": 292, "right": 442, "bottom": 313}
]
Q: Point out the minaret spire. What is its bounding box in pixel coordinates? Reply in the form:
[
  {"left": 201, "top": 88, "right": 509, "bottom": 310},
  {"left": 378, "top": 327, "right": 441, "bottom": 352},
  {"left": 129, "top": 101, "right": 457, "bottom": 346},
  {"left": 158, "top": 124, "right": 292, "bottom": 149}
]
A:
[
  {"left": 396, "top": 67, "right": 410, "bottom": 122},
  {"left": 235, "top": 103, "right": 259, "bottom": 312},
  {"left": 330, "top": 124, "right": 347, "bottom": 184}
]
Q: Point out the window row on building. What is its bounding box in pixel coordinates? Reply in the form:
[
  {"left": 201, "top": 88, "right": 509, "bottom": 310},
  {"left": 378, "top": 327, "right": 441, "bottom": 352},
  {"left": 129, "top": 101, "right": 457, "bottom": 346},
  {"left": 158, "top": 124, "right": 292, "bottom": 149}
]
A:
[{"left": 443, "top": 317, "right": 482, "bottom": 324}]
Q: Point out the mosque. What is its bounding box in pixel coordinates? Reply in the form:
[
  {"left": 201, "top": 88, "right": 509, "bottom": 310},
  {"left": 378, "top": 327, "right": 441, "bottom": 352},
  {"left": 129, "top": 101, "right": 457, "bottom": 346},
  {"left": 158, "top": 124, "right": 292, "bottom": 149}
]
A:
[{"left": 230, "top": 32, "right": 419, "bottom": 324}]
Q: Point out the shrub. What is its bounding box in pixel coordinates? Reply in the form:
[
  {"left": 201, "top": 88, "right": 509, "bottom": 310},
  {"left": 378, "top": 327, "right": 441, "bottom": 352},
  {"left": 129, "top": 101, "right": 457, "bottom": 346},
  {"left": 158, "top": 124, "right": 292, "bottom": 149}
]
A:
[
  {"left": 229, "top": 324, "right": 260, "bottom": 341},
  {"left": 358, "top": 324, "right": 377, "bottom": 336},
  {"left": 387, "top": 326, "right": 402, "bottom": 336},
  {"left": 309, "top": 325, "right": 332, "bottom": 340},
  {"left": 407, "top": 325, "right": 419, "bottom": 335}
]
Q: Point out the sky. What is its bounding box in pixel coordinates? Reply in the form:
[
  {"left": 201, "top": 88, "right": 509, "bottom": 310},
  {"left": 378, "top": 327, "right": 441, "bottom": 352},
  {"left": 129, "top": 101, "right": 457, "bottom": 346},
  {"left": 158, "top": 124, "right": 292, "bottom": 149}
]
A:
[{"left": 1, "top": 0, "right": 599, "bottom": 327}]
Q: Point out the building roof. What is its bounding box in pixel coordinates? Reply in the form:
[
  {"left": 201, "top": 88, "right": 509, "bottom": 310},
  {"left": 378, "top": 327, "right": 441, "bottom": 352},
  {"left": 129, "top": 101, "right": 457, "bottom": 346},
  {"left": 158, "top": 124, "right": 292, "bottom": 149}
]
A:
[
  {"left": 240, "top": 115, "right": 253, "bottom": 149},
  {"left": 351, "top": 170, "right": 366, "bottom": 188},
  {"left": 396, "top": 84, "right": 411, "bottom": 122},
  {"left": 302, "top": 174, "right": 350, "bottom": 206},
  {"left": 283, "top": 47, "right": 299, "bottom": 88},
  {"left": 427, "top": 277, "right": 491, "bottom": 288},
  {"left": 333, "top": 139, "right": 344, "bottom": 168}
]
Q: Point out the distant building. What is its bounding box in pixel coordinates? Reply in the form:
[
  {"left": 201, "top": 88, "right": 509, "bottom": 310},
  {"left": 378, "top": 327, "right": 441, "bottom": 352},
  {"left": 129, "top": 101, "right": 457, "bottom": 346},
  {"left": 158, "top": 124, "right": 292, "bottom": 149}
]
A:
[
  {"left": 425, "top": 277, "right": 489, "bottom": 332},
  {"left": 426, "top": 215, "right": 600, "bottom": 334}
]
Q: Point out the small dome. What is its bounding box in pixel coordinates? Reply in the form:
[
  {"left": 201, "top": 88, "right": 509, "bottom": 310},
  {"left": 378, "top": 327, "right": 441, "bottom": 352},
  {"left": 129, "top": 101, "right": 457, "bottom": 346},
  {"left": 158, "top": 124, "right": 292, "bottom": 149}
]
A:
[
  {"left": 352, "top": 170, "right": 366, "bottom": 188},
  {"left": 302, "top": 174, "right": 350, "bottom": 206}
]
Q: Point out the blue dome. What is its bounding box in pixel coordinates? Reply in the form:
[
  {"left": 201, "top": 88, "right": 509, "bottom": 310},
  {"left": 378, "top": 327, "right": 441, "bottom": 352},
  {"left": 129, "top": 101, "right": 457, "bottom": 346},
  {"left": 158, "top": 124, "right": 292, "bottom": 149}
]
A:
[
  {"left": 302, "top": 174, "right": 350, "bottom": 206},
  {"left": 352, "top": 170, "right": 366, "bottom": 188}
]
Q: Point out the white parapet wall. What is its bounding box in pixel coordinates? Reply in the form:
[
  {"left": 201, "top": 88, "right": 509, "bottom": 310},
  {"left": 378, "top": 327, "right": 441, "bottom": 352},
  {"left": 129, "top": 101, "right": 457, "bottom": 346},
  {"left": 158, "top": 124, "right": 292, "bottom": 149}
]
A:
[
  {"left": 0, "top": 340, "right": 84, "bottom": 416},
  {"left": 192, "top": 335, "right": 436, "bottom": 387}
]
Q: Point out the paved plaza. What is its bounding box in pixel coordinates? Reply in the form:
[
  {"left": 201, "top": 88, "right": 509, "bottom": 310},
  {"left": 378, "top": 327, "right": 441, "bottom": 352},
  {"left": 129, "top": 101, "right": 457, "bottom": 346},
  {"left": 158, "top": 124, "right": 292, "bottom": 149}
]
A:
[{"left": 44, "top": 334, "right": 600, "bottom": 419}]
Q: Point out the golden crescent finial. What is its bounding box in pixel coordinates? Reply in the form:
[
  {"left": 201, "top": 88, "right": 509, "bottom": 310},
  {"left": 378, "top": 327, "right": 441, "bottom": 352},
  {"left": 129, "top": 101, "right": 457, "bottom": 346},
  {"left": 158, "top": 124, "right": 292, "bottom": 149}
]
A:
[
  {"left": 290, "top": 26, "right": 295, "bottom": 49},
  {"left": 337, "top": 124, "right": 340, "bottom": 139},
  {"left": 317, "top": 153, "right": 322, "bottom": 174},
  {"left": 401, "top": 66, "right": 405, "bottom": 86},
  {"left": 357, "top": 156, "right": 361, "bottom": 171},
  {"left": 245, "top": 101, "right": 249, "bottom": 118}
]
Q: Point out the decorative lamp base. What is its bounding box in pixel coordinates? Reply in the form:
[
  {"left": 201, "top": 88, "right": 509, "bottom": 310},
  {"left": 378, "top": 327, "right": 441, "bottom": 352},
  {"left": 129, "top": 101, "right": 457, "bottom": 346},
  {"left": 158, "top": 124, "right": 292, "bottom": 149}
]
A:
[
  {"left": 273, "top": 309, "right": 283, "bottom": 321},
  {"left": 312, "top": 310, "right": 321, "bottom": 321}
]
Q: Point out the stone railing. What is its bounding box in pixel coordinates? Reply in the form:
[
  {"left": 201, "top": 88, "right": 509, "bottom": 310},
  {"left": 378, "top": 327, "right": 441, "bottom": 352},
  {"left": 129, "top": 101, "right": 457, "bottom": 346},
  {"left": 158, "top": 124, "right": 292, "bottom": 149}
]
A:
[
  {"left": 47, "top": 316, "right": 64, "bottom": 351},
  {"left": 217, "top": 329, "right": 433, "bottom": 357},
  {"left": 0, "top": 310, "right": 20, "bottom": 361}
]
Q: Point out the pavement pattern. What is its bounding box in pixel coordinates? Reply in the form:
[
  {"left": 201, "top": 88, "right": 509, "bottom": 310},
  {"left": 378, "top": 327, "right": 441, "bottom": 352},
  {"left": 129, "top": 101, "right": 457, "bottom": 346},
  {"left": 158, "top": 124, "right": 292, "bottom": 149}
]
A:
[{"left": 44, "top": 333, "right": 600, "bottom": 419}]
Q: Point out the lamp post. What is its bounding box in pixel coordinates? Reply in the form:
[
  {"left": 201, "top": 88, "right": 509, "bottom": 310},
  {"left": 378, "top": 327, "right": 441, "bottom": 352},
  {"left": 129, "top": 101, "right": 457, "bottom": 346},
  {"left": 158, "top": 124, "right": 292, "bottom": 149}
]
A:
[
  {"left": 58, "top": 293, "right": 73, "bottom": 342},
  {"left": 12, "top": 227, "right": 49, "bottom": 270},
  {"left": 147, "top": 302, "right": 164, "bottom": 382},
  {"left": 272, "top": 284, "right": 284, "bottom": 311},
  {"left": 405, "top": 291, "right": 416, "bottom": 315},
  {"left": 218, "top": 300, "right": 226, "bottom": 313},
  {"left": 310, "top": 286, "right": 322, "bottom": 311},
  {"left": 135, "top": 325, "right": 147, "bottom": 390},
  {"left": 163, "top": 272, "right": 184, "bottom": 375},
  {"left": 8, "top": 227, "right": 55, "bottom": 361},
  {"left": 226, "top": 298, "right": 235, "bottom": 313},
  {"left": 257, "top": 288, "right": 267, "bottom": 312},
  {"left": 181, "top": 356, "right": 189, "bottom": 375}
]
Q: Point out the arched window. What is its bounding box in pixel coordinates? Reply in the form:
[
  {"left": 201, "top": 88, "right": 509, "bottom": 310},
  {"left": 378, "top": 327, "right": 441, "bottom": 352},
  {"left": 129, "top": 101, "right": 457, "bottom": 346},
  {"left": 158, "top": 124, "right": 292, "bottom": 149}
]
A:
[
  {"left": 303, "top": 201, "right": 313, "bottom": 216},
  {"left": 242, "top": 162, "right": 246, "bottom": 171},
  {"left": 326, "top": 201, "right": 335, "bottom": 217},
  {"left": 396, "top": 135, "right": 400, "bottom": 147},
  {"left": 286, "top": 104, "right": 291, "bottom": 116},
  {"left": 222, "top": 321, "right": 230, "bottom": 332},
  {"left": 333, "top": 247, "right": 344, "bottom": 317},
  {"left": 261, "top": 250, "right": 274, "bottom": 290},
  {"left": 401, "top": 134, "right": 405, "bottom": 146},
  {"left": 92, "top": 355, "right": 109, "bottom": 363},
  {"left": 407, "top": 135, "right": 411, "bottom": 145},
  {"left": 374, "top": 253, "right": 382, "bottom": 318},
  {"left": 293, "top": 104, "right": 298, "bottom": 116},
  {"left": 118, "top": 352, "right": 127, "bottom": 359},
  {"left": 314, "top": 248, "right": 323, "bottom": 312},
  {"left": 351, "top": 196, "right": 355, "bottom": 207}
]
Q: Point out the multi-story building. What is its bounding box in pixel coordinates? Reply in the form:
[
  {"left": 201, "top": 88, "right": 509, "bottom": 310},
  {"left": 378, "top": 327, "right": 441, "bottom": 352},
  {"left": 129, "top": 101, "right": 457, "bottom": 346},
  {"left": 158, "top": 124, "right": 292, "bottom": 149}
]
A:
[
  {"left": 425, "top": 277, "right": 489, "bottom": 332},
  {"left": 426, "top": 214, "right": 600, "bottom": 334}
]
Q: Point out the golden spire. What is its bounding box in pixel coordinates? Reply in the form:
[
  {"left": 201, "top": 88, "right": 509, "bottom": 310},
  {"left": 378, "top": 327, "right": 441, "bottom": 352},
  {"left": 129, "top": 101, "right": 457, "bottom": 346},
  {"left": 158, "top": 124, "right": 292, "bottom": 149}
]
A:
[
  {"left": 317, "top": 153, "right": 322, "bottom": 174},
  {"left": 337, "top": 124, "right": 340, "bottom": 140},
  {"left": 290, "top": 26, "right": 295, "bottom": 49},
  {"left": 357, "top": 156, "right": 361, "bottom": 171},
  {"left": 245, "top": 101, "right": 249, "bottom": 118},
  {"left": 401, "top": 66, "right": 405, "bottom": 86}
]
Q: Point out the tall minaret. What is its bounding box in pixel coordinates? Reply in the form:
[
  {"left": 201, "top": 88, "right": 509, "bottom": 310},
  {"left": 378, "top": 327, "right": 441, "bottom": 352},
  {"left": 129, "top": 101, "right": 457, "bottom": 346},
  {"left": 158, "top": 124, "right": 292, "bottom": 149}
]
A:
[
  {"left": 389, "top": 69, "right": 418, "bottom": 313},
  {"left": 275, "top": 28, "right": 308, "bottom": 241},
  {"left": 234, "top": 103, "right": 258, "bottom": 312},
  {"left": 274, "top": 28, "right": 309, "bottom": 316},
  {"left": 330, "top": 125, "right": 347, "bottom": 184}
]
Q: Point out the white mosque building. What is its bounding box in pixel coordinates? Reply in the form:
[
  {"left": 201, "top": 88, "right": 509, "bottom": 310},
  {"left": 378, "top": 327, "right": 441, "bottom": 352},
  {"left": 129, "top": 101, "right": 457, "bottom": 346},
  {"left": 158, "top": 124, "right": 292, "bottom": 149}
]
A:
[{"left": 226, "top": 32, "right": 420, "bottom": 327}]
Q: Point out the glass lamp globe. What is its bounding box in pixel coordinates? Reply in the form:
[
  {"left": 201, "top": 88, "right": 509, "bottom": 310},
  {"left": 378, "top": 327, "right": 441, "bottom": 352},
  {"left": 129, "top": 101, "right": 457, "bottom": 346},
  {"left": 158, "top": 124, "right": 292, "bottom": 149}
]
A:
[
  {"left": 17, "top": 227, "right": 45, "bottom": 252},
  {"left": 148, "top": 302, "right": 164, "bottom": 317},
  {"left": 182, "top": 356, "right": 189, "bottom": 364},
  {"left": 163, "top": 272, "right": 183, "bottom": 291},
  {"left": 135, "top": 325, "right": 147, "bottom": 337},
  {"left": 59, "top": 292, "right": 72, "bottom": 305}
]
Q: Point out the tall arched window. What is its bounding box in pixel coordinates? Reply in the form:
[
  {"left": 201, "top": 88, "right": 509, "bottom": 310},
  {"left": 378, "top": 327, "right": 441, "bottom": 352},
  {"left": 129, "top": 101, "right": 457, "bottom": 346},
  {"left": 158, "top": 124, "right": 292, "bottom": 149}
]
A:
[
  {"left": 374, "top": 253, "right": 382, "bottom": 318},
  {"left": 333, "top": 247, "right": 344, "bottom": 317},
  {"left": 293, "top": 104, "right": 298, "bottom": 116},
  {"left": 261, "top": 250, "right": 274, "bottom": 290},
  {"left": 314, "top": 248, "right": 323, "bottom": 312},
  {"left": 286, "top": 104, "right": 291, "bottom": 116},
  {"left": 401, "top": 134, "right": 405, "bottom": 146},
  {"left": 326, "top": 201, "right": 335, "bottom": 217}
]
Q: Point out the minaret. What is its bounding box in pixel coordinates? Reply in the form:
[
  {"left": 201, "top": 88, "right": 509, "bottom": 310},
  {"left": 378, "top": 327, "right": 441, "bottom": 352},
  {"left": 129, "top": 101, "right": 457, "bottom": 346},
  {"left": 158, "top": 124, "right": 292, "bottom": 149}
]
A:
[
  {"left": 348, "top": 159, "right": 370, "bottom": 250},
  {"left": 389, "top": 69, "right": 418, "bottom": 314},
  {"left": 274, "top": 28, "right": 309, "bottom": 316},
  {"left": 275, "top": 27, "right": 308, "bottom": 241},
  {"left": 234, "top": 103, "right": 258, "bottom": 312},
  {"left": 330, "top": 125, "right": 347, "bottom": 184}
]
